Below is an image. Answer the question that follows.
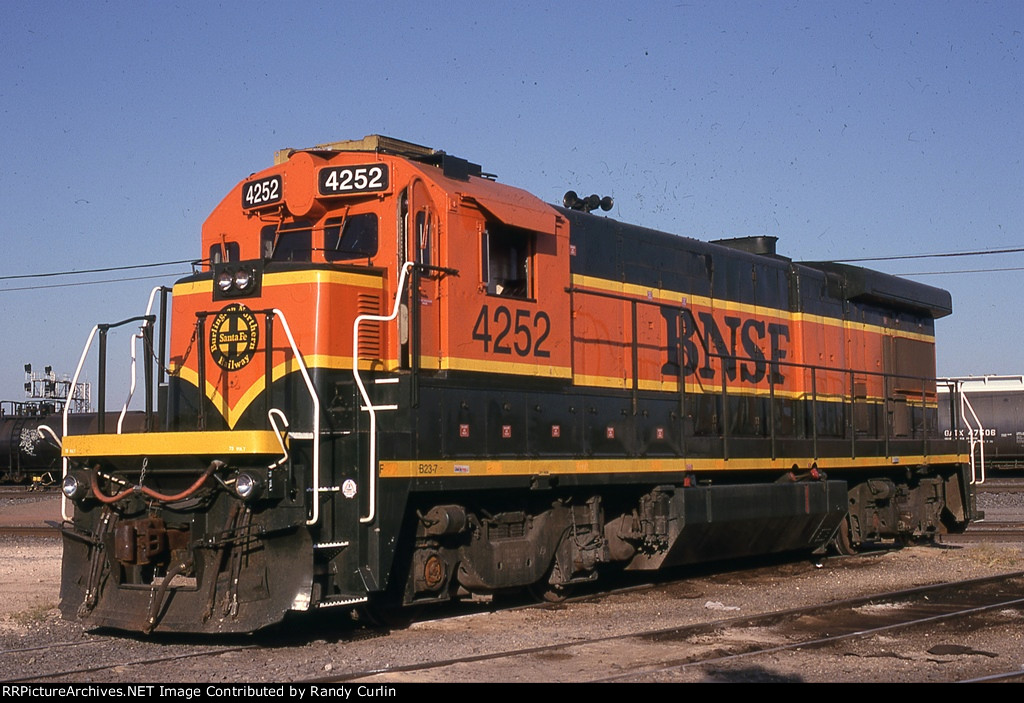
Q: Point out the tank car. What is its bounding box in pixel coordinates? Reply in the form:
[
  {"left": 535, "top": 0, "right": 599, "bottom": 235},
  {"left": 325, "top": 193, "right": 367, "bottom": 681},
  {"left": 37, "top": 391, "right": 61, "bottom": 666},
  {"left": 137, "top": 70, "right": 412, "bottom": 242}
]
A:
[
  {"left": 0, "top": 402, "right": 146, "bottom": 485},
  {"left": 939, "top": 375, "right": 1024, "bottom": 473},
  {"left": 0, "top": 402, "right": 62, "bottom": 484},
  {"left": 57, "top": 135, "right": 980, "bottom": 633}
]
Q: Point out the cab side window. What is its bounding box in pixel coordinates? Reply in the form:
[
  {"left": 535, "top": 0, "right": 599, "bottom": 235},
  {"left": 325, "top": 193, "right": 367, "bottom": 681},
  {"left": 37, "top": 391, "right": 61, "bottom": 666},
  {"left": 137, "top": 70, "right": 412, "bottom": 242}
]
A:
[
  {"left": 416, "top": 210, "right": 432, "bottom": 266},
  {"left": 209, "top": 241, "right": 240, "bottom": 264},
  {"left": 482, "top": 224, "right": 532, "bottom": 298}
]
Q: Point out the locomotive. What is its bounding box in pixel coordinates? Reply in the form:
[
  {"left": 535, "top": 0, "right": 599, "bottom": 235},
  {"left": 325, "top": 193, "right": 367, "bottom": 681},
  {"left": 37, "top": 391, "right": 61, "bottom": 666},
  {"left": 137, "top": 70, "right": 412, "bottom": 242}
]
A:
[{"left": 58, "top": 135, "right": 980, "bottom": 634}]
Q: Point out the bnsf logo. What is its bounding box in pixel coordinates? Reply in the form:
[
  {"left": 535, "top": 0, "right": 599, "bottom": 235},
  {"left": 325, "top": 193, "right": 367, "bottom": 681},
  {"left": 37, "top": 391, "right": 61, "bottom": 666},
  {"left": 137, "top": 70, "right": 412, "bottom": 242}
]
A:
[{"left": 662, "top": 309, "right": 790, "bottom": 384}]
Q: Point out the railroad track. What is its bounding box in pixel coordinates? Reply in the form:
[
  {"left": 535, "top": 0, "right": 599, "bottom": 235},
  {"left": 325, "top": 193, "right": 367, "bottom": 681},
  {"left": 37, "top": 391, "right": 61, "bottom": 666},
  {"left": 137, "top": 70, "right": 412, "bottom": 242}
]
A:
[
  {"left": 978, "top": 479, "right": 1024, "bottom": 494},
  {"left": 942, "top": 522, "right": 1024, "bottom": 542},
  {"left": 0, "top": 488, "right": 61, "bottom": 538},
  {"left": 5, "top": 566, "right": 1024, "bottom": 683},
  {"left": 0, "top": 488, "right": 56, "bottom": 499},
  {"left": 303, "top": 571, "right": 1024, "bottom": 684},
  {"left": 0, "top": 525, "right": 59, "bottom": 538}
]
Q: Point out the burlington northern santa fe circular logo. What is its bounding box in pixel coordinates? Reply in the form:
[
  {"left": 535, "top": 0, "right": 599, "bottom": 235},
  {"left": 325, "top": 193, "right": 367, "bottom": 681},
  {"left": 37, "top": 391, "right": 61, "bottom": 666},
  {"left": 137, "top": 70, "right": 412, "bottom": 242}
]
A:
[{"left": 209, "top": 304, "right": 259, "bottom": 371}]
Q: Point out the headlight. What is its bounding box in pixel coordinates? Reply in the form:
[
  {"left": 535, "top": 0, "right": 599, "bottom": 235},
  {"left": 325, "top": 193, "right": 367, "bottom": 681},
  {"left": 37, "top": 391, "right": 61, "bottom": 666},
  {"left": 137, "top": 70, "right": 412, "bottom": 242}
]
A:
[
  {"left": 216, "top": 270, "right": 234, "bottom": 292},
  {"left": 235, "top": 472, "right": 263, "bottom": 501},
  {"left": 212, "top": 261, "right": 262, "bottom": 300},
  {"left": 62, "top": 473, "right": 88, "bottom": 501}
]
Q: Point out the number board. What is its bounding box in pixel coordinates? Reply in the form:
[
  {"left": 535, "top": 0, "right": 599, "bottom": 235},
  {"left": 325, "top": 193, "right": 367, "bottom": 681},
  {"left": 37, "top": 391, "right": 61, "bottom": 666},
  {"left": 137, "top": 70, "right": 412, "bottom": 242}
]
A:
[
  {"left": 318, "top": 164, "right": 390, "bottom": 197},
  {"left": 241, "top": 175, "right": 283, "bottom": 210}
]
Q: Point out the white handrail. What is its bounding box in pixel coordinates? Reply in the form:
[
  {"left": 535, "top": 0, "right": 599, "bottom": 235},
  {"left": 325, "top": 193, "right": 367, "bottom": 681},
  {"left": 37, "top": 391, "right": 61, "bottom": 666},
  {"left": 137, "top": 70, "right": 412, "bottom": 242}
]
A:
[
  {"left": 353, "top": 261, "right": 414, "bottom": 524},
  {"left": 117, "top": 332, "right": 141, "bottom": 434},
  {"left": 61, "top": 324, "right": 100, "bottom": 521},
  {"left": 117, "top": 287, "right": 162, "bottom": 434},
  {"left": 269, "top": 309, "right": 322, "bottom": 526},
  {"left": 37, "top": 424, "right": 61, "bottom": 449},
  {"left": 958, "top": 387, "right": 986, "bottom": 485},
  {"left": 267, "top": 408, "right": 290, "bottom": 470}
]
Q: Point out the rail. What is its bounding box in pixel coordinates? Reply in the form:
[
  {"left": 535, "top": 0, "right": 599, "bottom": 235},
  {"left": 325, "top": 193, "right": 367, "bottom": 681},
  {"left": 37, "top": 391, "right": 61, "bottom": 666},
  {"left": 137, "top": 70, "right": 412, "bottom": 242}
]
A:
[
  {"left": 352, "top": 260, "right": 414, "bottom": 525},
  {"left": 949, "top": 380, "right": 986, "bottom": 485},
  {"left": 61, "top": 297, "right": 164, "bottom": 521},
  {"left": 680, "top": 306, "right": 952, "bottom": 464},
  {"left": 567, "top": 284, "right": 967, "bottom": 467},
  {"left": 116, "top": 286, "right": 165, "bottom": 433}
]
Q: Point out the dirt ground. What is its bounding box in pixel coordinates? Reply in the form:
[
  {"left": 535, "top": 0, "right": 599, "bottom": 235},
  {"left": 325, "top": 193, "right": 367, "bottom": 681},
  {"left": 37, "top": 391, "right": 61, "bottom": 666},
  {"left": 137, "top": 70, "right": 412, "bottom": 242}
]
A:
[
  {"left": 0, "top": 538, "right": 61, "bottom": 624},
  {"left": 3, "top": 491, "right": 1024, "bottom": 683}
]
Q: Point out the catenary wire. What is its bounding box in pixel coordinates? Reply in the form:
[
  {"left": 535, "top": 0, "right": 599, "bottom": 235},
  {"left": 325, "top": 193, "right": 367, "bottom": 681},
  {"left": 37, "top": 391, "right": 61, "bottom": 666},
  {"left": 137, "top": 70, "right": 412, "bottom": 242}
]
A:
[
  {"left": 0, "top": 272, "right": 190, "bottom": 293},
  {"left": 832, "top": 246, "right": 1024, "bottom": 263},
  {"left": 2, "top": 244, "right": 1022, "bottom": 293},
  {"left": 0, "top": 259, "right": 199, "bottom": 282},
  {"left": 896, "top": 266, "right": 1024, "bottom": 276}
]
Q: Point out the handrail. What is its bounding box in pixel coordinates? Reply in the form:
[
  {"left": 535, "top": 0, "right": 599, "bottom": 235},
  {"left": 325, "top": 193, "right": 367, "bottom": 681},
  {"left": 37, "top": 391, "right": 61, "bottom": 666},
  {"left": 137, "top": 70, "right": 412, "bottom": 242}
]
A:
[
  {"left": 37, "top": 424, "right": 61, "bottom": 449},
  {"left": 956, "top": 384, "right": 986, "bottom": 485},
  {"left": 672, "top": 305, "right": 953, "bottom": 463},
  {"left": 117, "top": 287, "right": 163, "bottom": 433},
  {"left": 61, "top": 312, "right": 157, "bottom": 521},
  {"left": 353, "top": 260, "right": 414, "bottom": 525},
  {"left": 267, "top": 408, "right": 290, "bottom": 470},
  {"left": 62, "top": 324, "right": 100, "bottom": 521},
  {"left": 268, "top": 309, "right": 321, "bottom": 525},
  {"left": 572, "top": 286, "right": 945, "bottom": 402}
]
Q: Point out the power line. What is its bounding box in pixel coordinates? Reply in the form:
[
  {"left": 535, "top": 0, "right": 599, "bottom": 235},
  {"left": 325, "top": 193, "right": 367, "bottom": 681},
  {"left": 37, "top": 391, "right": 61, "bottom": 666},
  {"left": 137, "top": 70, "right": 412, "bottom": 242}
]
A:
[
  {"left": 833, "top": 246, "right": 1024, "bottom": 263},
  {"left": 897, "top": 266, "right": 1024, "bottom": 277},
  {"left": 0, "top": 259, "right": 199, "bottom": 282},
  {"left": 0, "top": 272, "right": 190, "bottom": 293},
  {"left": 0, "top": 243, "right": 1019, "bottom": 292}
]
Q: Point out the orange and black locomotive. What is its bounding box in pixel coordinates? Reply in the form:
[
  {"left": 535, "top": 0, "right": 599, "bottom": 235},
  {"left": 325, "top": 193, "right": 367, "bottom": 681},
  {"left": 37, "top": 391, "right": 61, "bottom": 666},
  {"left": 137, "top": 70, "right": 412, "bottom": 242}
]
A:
[{"left": 58, "top": 135, "right": 981, "bottom": 633}]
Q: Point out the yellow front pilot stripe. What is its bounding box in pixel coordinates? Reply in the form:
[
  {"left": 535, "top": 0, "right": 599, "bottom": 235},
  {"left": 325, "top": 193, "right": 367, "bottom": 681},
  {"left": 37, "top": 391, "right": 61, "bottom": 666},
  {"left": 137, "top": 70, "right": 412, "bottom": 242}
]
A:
[{"left": 62, "top": 430, "right": 284, "bottom": 458}]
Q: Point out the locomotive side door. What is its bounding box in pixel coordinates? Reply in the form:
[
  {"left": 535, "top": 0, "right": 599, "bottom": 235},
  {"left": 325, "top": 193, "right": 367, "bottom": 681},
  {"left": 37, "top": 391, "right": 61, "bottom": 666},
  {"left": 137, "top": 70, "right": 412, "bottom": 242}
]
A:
[
  {"left": 410, "top": 179, "right": 442, "bottom": 372},
  {"left": 396, "top": 179, "right": 442, "bottom": 371}
]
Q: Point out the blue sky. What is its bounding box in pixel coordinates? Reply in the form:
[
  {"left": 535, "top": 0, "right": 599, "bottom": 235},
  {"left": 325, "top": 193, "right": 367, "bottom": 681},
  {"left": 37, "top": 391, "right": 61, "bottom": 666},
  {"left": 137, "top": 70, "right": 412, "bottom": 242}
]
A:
[{"left": 1, "top": 1, "right": 1021, "bottom": 405}]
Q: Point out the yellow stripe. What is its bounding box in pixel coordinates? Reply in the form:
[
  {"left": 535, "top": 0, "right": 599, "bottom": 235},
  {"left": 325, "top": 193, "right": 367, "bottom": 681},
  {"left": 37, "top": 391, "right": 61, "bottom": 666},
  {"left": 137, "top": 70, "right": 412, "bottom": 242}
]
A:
[
  {"left": 63, "top": 430, "right": 283, "bottom": 458},
  {"left": 440, "top": 356, "right": 572, "bottom": 378},
  {"left": 571, "top": 274, "right": 936, "bottom": 343},
  {"left": 573, "top": 372, "right": 630, "bottom": 390},
  {"left": 172, "top": 269, "right": 384, "bottom": 298},
  {"left": 177, "top": 353, "right": 383, "bottom": 427},
  {"left": 381, "top": 453, "right": 967, "bottom": 478},
  {"left": 178, "top": 350, "right": 572, "bottom": 427},
  {"left": 177, "top": 357, "right": 936, "bottom": 430},
  {"left": 261, "top": 269, "right": 384, "bottom": 289}
]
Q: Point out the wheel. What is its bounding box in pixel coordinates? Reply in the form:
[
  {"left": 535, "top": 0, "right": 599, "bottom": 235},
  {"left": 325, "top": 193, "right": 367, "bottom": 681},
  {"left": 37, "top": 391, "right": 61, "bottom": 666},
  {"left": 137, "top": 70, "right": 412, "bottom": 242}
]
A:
[
  {"left": 354, "top": 598, "right": 417, "bottom": 629},
  {"left": 527, "top": 579, "right": 574, "bottom": 603},
  {"left": 832, "top": 516, "right": 857, "bottom": 556}
]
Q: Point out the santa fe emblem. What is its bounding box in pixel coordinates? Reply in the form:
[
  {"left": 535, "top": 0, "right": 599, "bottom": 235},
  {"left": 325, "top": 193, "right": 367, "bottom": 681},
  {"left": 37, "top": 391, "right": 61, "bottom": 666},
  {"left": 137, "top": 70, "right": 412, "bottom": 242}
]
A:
[{"left": 209, "top": 304, "right": 260, "bottom": 371}]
